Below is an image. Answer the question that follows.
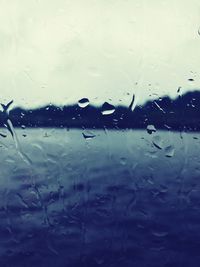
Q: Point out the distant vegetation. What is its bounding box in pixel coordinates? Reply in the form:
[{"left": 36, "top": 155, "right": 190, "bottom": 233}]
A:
[{"left": 1, "top": 91, "right": 200, "bottom": 131}]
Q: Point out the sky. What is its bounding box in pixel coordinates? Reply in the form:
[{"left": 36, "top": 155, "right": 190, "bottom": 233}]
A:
[{"left": 0, "top": 0, "right": 200, "bottom": 108}]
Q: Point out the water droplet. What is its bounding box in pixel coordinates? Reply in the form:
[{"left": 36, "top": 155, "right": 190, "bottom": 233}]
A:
[
  {"left": 94, "top": 257, "right": 104, "bottom": 265},
  {"left": 146, "top": 125, "right": 156, "bottom": 134},
  {"left": 152, "top": 136, "right": 163, "bottom": 149},
  {"left": 101, "top": 102, "right": 115, "bottom": 115},
  {"left": 188, "top": 78, "right": 194, "bottom": 82},
  {"left": 20, "top": 112, "right": 25, "bottom": 118},
  {"left": 0, "top": 100, "right": 13, "bottom": 113},
  {"left": 164, "top": 124, "right": 171, "bottom": 130},
  {"left": 0, "top": 132, "right": 7, "bottom": 138},
  {"left": 152, "top": 230, "right": 168, "bottom": 238},
  {"left": 120, "top": 157, "right": 127, "bottom": 165},
  {"left": 165, "top": 145, "right": 175, "bottom": 157},
  {"left": 145, "top": 151, "right": 158, "bottom": 159},
  {"left": 154, "top": 101, "right": 165, "bottom": 114},
  {"left": 44, "top": 132, "right": 51, "bottom": 137},
  {"left": 1, "top": 101, "right": 15, "bottom": 137},
  {"left": 1, "top": 101, "right": 32, "bottom": 165},
  {"left": 78, "top": 98, "right": 90, "bottom": 108},
  {"left": 177, "top": 87, "right": 181, "bottom": 93},
  {"left": 129, "top": 94, "right": 136, "bottom": 111},
  {"left": 82, "top": 130, "right": 96, "bottom": 140},
  {"left": 21, "top": 125, "right": 26, "bottom": 129}
]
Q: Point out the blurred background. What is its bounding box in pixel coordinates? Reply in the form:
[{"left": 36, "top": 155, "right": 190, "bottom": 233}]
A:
[{"left": 0, "top": 0, "right": 200, "bottom": 108}]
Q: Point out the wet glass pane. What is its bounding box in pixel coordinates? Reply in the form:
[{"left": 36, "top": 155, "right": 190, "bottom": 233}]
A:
[{"left": 0, "top": 1, "right": 200, "bottom": 266}]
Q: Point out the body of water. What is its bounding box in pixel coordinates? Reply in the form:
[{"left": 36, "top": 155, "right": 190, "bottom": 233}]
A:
[{"left": 0, "top": 129, "right": 200, "bottom": 267}]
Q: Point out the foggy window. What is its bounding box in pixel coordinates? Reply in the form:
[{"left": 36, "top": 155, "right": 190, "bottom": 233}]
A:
[{"left": 0, "top": 1, "right": 200, "bottom": 266}]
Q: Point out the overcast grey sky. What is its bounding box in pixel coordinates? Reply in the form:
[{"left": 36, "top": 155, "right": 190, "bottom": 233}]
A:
[{"left": 0, "top": 0, "right": 200, "bottom": 108}]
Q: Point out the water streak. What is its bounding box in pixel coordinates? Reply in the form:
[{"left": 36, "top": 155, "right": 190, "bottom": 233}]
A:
[{"left": 1, "top": 101, "right": 32, "bottom": 166}]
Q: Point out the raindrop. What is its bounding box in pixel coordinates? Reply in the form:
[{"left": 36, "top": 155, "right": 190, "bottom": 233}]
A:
[
  {"left": 154, "top": 101, "right": 165, "bottom": 114},
  {"left": 21, "top": 125, "right": 26, "bottom": 129},
  {"left": 120, "top": 157, "right": 127, "bottom": 165},
  {"left": 145, "top": 151, "right": 158, "bottom": 158},
  {"left": 188, "top": 78, "right": 194, "bottom": 82},
  {"left": 0, "top": 100, "right": 13, "bottom": 112},
  {"left": 78, "top": 98, "right": 90, "bottom": 108},
  {"left": 1, "top": 100, "right": 15, "bottom": 137},
  {"left": 44, "top": 132, "right": 51, "bottom": 138},
  {"left": 177, "top": 87, "right": 181, "bottom": 93},
  {"left": 82, "top": 130, "right": 96, "bottom": 140},
  {"left": 164, "top": 124, "right": 171, "bottom": 130},
  {"left": 94, "top": 257, "right": 104, "bottom": 265},
  {"left": 1, "top": 101, "right": 32, "bottom": 165},
  {"left": 129, "top": 94, "right": 137, "bottom": 111},
  {"left": 20, "top": 112, "right": 25, "bottom": 118},
  {"left": 152, "top": 230, "right": 168, "bottom": 238},
  {"left": 0, "top": 133, "right": 7, "bottom": 138},
  {"left": 165, "top": 145, "right": 175, "bottom": 157},
  {"left": 152, "top": 136, "right": 163, "bottom": 150},
  {"left": 101, "top": 102, "right": 115, "bottom": 115},
  {"left": 146, "top": 125, "right": 156, "bottom": 134}
]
